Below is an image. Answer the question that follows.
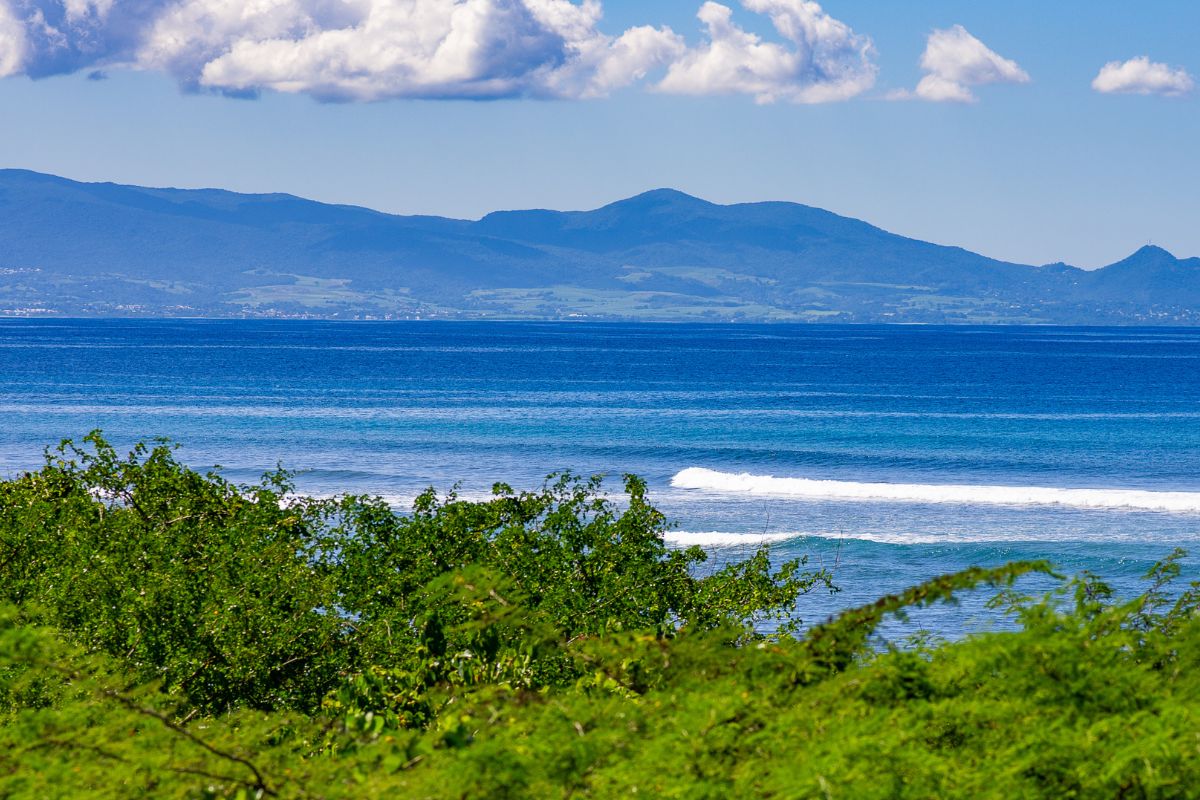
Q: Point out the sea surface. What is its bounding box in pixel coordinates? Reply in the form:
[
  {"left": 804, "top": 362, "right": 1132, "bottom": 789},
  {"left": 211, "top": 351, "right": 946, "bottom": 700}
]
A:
[{"left": 3, "top": 319, "right": 1199, "bottom": 637}]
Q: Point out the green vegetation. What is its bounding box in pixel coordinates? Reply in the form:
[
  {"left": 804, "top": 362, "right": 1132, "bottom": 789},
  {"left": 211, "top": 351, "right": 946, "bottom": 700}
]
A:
[{"left": 1, "top": 434, "right": 1198, "bottom": 798}]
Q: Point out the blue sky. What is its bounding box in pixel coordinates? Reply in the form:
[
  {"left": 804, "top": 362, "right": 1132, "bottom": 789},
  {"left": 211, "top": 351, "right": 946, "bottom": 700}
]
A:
[{"left": 0, "top": 0, "right": 1197, "bottom": 267}]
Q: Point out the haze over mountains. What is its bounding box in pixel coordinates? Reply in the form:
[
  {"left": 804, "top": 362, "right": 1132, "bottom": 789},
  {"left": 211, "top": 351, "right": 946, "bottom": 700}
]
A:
[{"left": 1, "top": 169, "right": 1197, "bottom": 323}]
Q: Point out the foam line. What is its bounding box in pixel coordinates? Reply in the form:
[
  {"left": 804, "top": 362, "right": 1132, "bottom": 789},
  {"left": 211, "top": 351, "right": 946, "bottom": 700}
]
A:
[
  {"left": 669, "top": 529, "right": 1198, "bottom": 546},
  {"left": 670, "top": 468, "right": 1200, "bottom": 513},
  {"left": 664, "top": 531, "right": 800, "bottom": 547}
]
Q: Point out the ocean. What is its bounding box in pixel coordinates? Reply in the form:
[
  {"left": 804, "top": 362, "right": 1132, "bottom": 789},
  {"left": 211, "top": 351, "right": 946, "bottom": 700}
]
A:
[{"left": 3, "top": 318, "right": 1198, "bottom": 636}]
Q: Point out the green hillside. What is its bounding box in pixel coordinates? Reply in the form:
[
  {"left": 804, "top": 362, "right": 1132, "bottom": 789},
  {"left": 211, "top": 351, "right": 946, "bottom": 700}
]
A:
[{"left": 2, "top": 170, "right": 1199, "bottom": 323}]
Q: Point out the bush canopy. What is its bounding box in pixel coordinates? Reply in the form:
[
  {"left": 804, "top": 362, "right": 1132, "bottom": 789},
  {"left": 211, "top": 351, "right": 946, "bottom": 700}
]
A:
[{"left": 1, "top": 434, "right": 1197, "bottom": 798}]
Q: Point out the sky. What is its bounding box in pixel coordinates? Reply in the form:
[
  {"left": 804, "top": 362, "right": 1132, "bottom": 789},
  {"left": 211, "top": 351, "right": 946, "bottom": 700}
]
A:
[{"left": 0, "top": 0, "right": 1197, "bottom": 268}]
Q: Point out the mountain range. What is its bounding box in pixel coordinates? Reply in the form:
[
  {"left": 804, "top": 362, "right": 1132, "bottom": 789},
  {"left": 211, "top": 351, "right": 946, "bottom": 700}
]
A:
[{"left": 1, "top": 168, "right": 1197, "bottom": 323}]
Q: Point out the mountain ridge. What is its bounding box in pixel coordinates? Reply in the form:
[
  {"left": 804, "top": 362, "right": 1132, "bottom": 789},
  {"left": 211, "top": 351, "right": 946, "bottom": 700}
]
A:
[{"left": 0, "top": 169, "right": 1195, "bottom": 323}]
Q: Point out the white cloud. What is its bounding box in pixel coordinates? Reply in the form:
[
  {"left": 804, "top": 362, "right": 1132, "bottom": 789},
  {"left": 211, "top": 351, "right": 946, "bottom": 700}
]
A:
[
  {"left": 0, "top": 0, "right": 880, "bottom": 103},
  {"left": 0, "top": 3, "right": 27, "bottom": 78},
  {"left": 1092, "top": 56, "right": 1193, "bottom": 96},
  {"left": 893, "top": 24, "right": 1029, "bottom": 103},
  {"left": 561, "top": 24, "right": 687, "bottom": 99},
  {"left": 182, "top": 0, "right": 691, "bottom": 100},
  {"left": 0, "top": 0, "right": 684, "bottom": 99},
  {"left": 1, "top": 1, "right": 170, "bottom": 78},
  {"left": 656, "top": 0, "right": 876, "bottom": 103},
  {"left": 61, "top": 0, "right": 115, "bottom": 23}
]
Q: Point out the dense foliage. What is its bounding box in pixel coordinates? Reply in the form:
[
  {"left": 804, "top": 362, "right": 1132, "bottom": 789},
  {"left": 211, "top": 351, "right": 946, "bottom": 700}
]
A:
[{"left": 1, "top": 435, "right": 1197, "bottom": 798}]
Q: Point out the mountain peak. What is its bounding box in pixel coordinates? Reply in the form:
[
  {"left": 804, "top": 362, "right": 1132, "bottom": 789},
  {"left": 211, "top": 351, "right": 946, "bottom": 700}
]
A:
[
  {"left": 1131, "top": 244, "right": 1176, "bottom": 259},
  {"left": 1102, "top": 244, "right": 1179, "bottom": 272},
  {"left": 601, "top": 188, "right": 714, "bottom": 212},
  {"left": 628, "top": 188, "right": 705, "bottom": 201}
]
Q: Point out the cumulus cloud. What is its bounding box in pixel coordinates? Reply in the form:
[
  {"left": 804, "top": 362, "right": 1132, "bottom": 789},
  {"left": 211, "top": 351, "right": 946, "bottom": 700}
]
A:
[
  {"left": 177, "top": 0, "right": 687, "bottom": 100},
  {"left": 0, "top": 0, "right": 685, "bottom": 99},
  {"left": 656, "top": 0, "right": 876, "bottom": 103},
  {"left": 1092, "top": 56, "right": 1193, "bottom": 96},
  {"left": 0, "top": 2, "right": 27, "bottom": 78},
  {"left": 2, "top": 0, "right": 883, "bottom": 103},
  {"left": 0, "top": 0, "right": 165, "bottom": 78},
  {"left": 0, "top": 0, "right": 877, "bottom": 103},
  {"left": 892, "top": 24, "right": 1028, "bottom": 103}
]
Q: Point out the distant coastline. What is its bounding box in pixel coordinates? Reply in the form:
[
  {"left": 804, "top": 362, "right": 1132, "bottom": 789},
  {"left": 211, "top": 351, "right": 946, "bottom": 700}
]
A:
[{"left": 3, "top": 169, "right": 1199, "bottom": 325}]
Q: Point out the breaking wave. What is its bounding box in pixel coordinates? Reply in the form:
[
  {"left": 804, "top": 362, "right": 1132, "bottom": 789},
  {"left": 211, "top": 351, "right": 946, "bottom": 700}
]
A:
[
  {"left": 668, "top": 529, "right": 1198, "bottom": 547},
  {"left": 664, "top": 531, "right": 801, "bottom": 547},
  {"left": 670, "top": 468, "right": 1200, "bottom": 514}
]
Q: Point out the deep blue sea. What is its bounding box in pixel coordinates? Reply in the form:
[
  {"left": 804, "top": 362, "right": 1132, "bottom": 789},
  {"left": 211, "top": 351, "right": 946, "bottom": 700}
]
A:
[{"left": 3, "top": 319, "right": 1199, "bottom": 637}]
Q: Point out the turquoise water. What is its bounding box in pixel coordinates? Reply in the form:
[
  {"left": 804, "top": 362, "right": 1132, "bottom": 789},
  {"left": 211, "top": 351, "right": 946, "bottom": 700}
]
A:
[{"left": 3, "top": 319, "right": 1198, "bottom": 634}]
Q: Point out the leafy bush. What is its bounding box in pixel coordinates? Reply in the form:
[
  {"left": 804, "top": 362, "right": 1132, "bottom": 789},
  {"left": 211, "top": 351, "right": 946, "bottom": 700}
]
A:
[
  {"left": 0, "top": 434, "right": 827, "bottom": 716},
  {"left": 1, "top": 435, "right": 1197, "bottom": 799}
]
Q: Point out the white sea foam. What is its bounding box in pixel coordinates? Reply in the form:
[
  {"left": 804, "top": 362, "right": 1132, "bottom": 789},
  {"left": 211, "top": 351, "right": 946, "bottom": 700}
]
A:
[
  {"left": 277, "top": 490, "right": 505, "bottom": 509},
  {"left": 664, "top": 531, "right": 800, "bottom": 547},
  {"left": 798, "top": 530, "right": 1191, "bottom": 545},
  {"left": 670, "top": 468, "right": 1200, "bottom": 514},
  {"left": 305, "top": 491, "right": 503, "bottom": 508},
  {"left": 669, "top": 529, "right": 1199, "bottom": 547}
]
